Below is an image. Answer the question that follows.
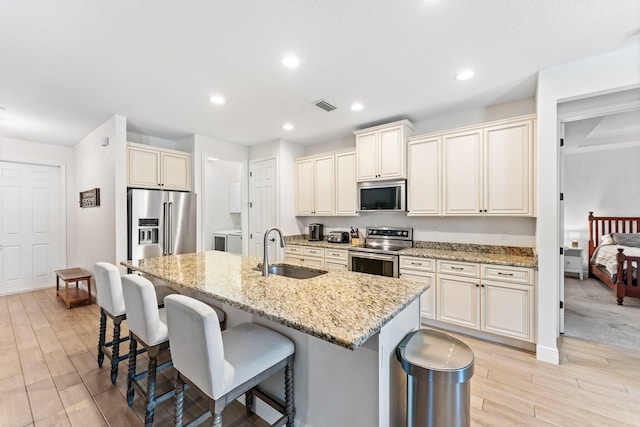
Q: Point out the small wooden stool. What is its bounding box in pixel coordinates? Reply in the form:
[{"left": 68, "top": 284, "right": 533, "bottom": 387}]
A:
[{"left": 55, "top": 267, "right": 93, "bottom": 309}]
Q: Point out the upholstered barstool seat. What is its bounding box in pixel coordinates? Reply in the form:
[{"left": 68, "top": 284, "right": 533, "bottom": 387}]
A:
[
  {"left": 121, "top": 274, "right": 174, "bottom": 427},
  {"left": 165, "top": 294, "right": 295, "bottom": 427}
]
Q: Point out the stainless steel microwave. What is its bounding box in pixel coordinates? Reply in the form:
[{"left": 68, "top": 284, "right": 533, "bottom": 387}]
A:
[{"left": 358, "top": 180, "right": 406, "bottom": 211}]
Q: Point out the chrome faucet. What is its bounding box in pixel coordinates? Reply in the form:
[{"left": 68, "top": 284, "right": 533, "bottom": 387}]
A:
[{"left": 262, "top": 227, "right": 286, "bottom": 277}]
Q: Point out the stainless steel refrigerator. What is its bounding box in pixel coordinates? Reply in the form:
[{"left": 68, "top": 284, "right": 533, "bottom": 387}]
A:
[{"left": 127, "top": 189, "right": 197, "bottom": 261}]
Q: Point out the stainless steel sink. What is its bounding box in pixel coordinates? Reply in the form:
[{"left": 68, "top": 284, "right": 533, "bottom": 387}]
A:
[{"left": 255, "top": 263, "right": 327, "bottom": 279}]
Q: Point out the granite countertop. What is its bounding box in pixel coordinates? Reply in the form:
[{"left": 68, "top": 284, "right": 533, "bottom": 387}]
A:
[
  {"left": 122, "top": 251, "right": 428, "bottom": 350},
  {"left": 284, "top": 236, "right": 538, "bottom": 268},
  {"left": 399, "top": 247, "right": 536, "bottom": 268}
]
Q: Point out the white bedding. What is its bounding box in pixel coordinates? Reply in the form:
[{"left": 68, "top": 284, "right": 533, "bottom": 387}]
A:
[{"left": 590, "top": 244, "right": 640, "bottom": 278}]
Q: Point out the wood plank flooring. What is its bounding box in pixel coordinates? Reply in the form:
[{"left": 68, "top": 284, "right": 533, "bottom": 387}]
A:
[{"left": 2, "top": 287, "right": 640, "bottom": 426}]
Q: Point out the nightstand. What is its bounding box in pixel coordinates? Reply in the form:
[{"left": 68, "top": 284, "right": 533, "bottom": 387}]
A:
[{"left": 564, "top": 247, "right": 583, "bottom": 280}]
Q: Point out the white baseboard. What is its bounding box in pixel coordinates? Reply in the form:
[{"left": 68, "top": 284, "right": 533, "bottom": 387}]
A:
[
  {"left": 536, "top": 344, "right": 560, "bottom": 365},
  {"left": 0, "top": 283, "right": 56, "bottom": 297}
]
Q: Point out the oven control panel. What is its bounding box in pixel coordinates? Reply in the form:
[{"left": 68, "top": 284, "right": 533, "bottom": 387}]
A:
[{"left": 366, "top": 227, "right": 412, "bottom": 240}]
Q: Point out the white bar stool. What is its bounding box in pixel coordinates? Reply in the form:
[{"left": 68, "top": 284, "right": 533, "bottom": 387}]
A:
[
  {"left": 121, "top": 274, "right": 175, "bottom": 427},
  {"left": 165, "top": 294, "right": 295, "bottom": 427},
  {"left": 94, "top": 262, "right": 144, "bottom": 384}
]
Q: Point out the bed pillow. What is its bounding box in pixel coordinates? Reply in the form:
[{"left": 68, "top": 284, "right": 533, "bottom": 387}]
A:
[
  {"left": 600, "top": 233, "right": 614, "bottom": 245},
  {"left": 611, "top": 233, "right": 640, "bottom": 247}
]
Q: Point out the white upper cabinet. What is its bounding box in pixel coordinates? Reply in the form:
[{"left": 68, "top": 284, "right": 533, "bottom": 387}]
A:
[
  {"left": 354, "top": 120, "right": 414, "bottom": 181},
  {"left": 127, "top": 143, "right": 192, "bottom": 190},
  {"left": 295, "top": 155, "right": 335, "bottom": 216},
  {"left": 443, "top": 130, "right": 483, "bottom": 215},
  {"left": 314, "top": 155, "right": 335, "bottom": 215},
  {"left": 408, "top": 136, "right": 441, "bottom": 215},
  {"left": 483, "top": 120, "right": 533, "bottom": 215},
  {"left": 335, "top": 151, "right": 358, "bottom": 216},
  {"left": 436, "top": 115, "right": 534, "bottom": 217}
]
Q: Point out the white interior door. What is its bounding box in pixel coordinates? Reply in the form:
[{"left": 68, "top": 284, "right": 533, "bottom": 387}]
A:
[
  {"left": 249, "top": 158, "right": 277, "bottom": 258},
  {"left": 0, "top": 162, "right": 62, "bottom": 295}
]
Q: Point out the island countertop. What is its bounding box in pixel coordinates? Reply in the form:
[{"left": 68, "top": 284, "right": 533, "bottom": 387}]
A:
[{"left": 122, "top": 251, "right": 428, "bottom": 350}]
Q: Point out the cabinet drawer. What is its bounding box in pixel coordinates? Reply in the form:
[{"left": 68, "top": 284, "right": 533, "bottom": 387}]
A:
[
  {"left": 437, "top": 260, "right": 479, "bottom": 278},
  {"left": 303, "top": 247, "right": 325, "bottom": 257},
  {"left": 285, "top": 245, "right": 304, "bottom": 255},
  {"left": 564, "top": 257, "right": 581, "bottom": 271},
  {"left": 325, "top": 249, "right": 348, "bottom": 262},
  {"left": 326, "top": 261, "right": 348, "bottom": 271},
  {"left": 481, "top": 264, "right": 533, "bottom": 285},
  {"left": 400, "top": 256, "right": 435, "bottom": 273},
  {"left": 284, "top": 254, "right": 304, "bottom": 266}
]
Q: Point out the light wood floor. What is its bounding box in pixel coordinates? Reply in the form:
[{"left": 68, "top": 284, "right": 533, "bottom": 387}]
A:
[{"left": 2, "top": 288, "right": 640, "bottom": 426}]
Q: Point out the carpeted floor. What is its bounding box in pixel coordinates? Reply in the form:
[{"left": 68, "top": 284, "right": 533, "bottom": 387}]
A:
[{"left": 564, "top": 276, "right": 640, "bottom": 352}]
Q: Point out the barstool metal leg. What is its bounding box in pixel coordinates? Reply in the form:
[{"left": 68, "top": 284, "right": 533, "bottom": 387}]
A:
[
  {"left": 127, "top": 335, "right": 137, "bottom": 406},
  {"left": 97, "top": 309, "right": 106, "bottom": 367},
  {"left": 110, "top": 317, "right": 122, "bottom": 384},
  {"left": 174, "top": 373, "right": 185, "bottom": 427}
]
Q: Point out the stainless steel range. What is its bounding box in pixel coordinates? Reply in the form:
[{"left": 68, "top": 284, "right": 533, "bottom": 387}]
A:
[{"left": 348, "top": 227, "right": 413, "bottom": 278}]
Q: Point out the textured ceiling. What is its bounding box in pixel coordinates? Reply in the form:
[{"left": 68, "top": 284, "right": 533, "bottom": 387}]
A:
[{"left": 1, "top": 0, "right": 639, "bottom": 147}]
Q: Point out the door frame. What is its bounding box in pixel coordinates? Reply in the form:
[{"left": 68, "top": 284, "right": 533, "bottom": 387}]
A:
[{"left": 0, "top": 159, "right": 67, "bottom": 292}]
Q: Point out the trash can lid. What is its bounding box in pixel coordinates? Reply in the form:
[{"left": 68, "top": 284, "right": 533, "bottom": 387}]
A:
[{"left": 396, "top": 328, "right": 474, "bottom": 383}]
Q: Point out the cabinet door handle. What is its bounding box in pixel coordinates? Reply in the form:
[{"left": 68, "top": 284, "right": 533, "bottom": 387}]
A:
[
  {"left": 497, "top": 272, "right": 514, "bottom": 276},
  {"left": 450, "top": 266, "right": 464, "bottom": 270},
  {"left": 481, "top": 284, "right": 485, "bottom": 287},
  {"left": 475, "top": 283, "right": 480, "bottom": 287}
]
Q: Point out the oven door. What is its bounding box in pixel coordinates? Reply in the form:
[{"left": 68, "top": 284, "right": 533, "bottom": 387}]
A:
[{"left": 348, "top": 251, "right": 399, "bottom": 278}]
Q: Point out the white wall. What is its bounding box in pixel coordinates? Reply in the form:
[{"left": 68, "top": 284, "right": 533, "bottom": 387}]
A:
[
  {"left": 71, "top": 115, "right": 127, "bottom": 275},
  {"left": 564, "top": 146, "right": 640, "bottom": 250},
  {"left": 0, "top": 136, "right": 75, "bottom": 267},
  {"left": 536, "top": 44, "right": 640, "bottom": 364}
]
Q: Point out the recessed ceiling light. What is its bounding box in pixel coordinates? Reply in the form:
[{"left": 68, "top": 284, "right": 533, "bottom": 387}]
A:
[
  {"left": 207, "top": 157, "right": 219, "bottom": 161},
  {"left": 351, "top": 102, "right": 364, "bottom": 111},
  {"left": 283, "top": 123, "right": 294, "bottom": 131},
  {"left": 455, "top": 69, "right": 475, "bottom": 81},
  {"left": 282, "top": 56, "right": 300, "bottom": 68},
  {"left": 209, "top": 95, "right": 225, "bottom": 105}
]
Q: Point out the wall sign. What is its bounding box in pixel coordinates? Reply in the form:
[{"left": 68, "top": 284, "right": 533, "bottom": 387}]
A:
[{"left": 79, "top": 188, "right": 100, "bottom": 208}]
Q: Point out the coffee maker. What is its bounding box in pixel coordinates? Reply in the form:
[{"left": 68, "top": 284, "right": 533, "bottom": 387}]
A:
[{"left": 308, "top": 223, "right": 323, "bottom": 241}]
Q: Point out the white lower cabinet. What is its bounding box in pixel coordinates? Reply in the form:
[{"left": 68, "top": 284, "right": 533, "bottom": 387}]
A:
[
  {"left": 433, "top": 260, "right": 535, "bottom": 343},
  {"left": 399, "top": 256, "right": 436, "bottom": 320},
  {"left": 284, "top": 246, "right": 325, "bottom": 268},
  {"left": 481, "top": 279, "right": 534, "bottom": 341},
  {"left": 325, "top": 249, "right": 348, "bottom": 271}
]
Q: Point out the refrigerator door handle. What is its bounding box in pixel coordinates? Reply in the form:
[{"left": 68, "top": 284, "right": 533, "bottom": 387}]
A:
[
  {"left": 162, "top": 202, "right": 168, "bottom": 255},
  {"left": 168, "top": 202, "right": 173, "bottom": 255}
]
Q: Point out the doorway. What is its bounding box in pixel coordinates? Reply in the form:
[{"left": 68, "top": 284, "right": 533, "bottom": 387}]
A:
[
  {"left": 558, "top": 88, "right": 640, "bottom": 351},
  {"left": 202, "top": 157, "right": 246, "bottom": 254},
  {"left": 0, "top": 161, "right": 63, "bottom": 295}
]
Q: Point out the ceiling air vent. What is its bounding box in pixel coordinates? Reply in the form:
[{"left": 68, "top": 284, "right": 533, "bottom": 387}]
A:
[{"left": 313, "top": 99, "right": 337, "bottom": 112}]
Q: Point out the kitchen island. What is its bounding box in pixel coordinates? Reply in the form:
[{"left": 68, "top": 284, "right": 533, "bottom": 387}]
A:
[{"left": 123, "top": 251, "right": 428, "bottom": 426}]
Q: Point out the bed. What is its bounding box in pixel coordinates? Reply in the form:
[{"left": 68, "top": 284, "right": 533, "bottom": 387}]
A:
[{"left": 588, "top": 212, "right": 640, "bottom": 305}]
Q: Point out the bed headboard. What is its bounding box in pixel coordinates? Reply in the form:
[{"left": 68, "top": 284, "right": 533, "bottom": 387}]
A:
[{"left": 588, "top": 212, "right": 640, "bottom": 260}]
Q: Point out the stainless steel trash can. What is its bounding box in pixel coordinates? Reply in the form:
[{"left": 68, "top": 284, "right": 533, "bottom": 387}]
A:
[{"left": 396, "top": 329, "right": 474, "bottom": 427}]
